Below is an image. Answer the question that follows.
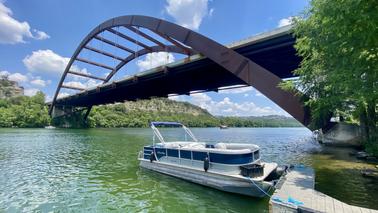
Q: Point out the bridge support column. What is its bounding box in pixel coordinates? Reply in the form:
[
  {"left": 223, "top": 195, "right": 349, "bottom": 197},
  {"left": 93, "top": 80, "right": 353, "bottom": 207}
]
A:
[
  {"left": 51, "top": 105, "right": 75, "bottom": 119},
  {"left": 51, "top": 105, "right": 91, "bottom": 128}
]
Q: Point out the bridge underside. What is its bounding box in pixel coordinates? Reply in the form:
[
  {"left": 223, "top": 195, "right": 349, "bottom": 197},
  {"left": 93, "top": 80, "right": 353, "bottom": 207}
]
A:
[{"left": 54, "top": 31, "right": 300, "bottom": 107}]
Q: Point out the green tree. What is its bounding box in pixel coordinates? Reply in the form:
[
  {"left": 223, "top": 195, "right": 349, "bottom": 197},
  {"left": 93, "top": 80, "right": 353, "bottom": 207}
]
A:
[
  {"left": 292, "top": 0, "right": 377, "bottom": 142},
  {"left": 0, "top": 92, "right": 51, "bottom": 127}
]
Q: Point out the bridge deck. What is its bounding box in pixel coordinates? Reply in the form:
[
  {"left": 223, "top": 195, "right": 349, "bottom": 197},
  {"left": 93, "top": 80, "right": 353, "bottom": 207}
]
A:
[{"left": 270, "top": 166, "right": 377, "bottom": 213}]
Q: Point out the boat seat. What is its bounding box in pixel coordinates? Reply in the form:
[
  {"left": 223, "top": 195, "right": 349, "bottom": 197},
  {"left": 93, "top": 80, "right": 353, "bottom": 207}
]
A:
[
  {"left": 214, "top": 143, "right": 259, "bottom": 151},
  {"left": 183, "top": 142, "right": 206, "bottom": 149},
  {"left": 163, "top": 143, "right": 181, "bottom": 149},
  {"left": 214, "top": 143, "right": 227, "bottom": 149},
  {"left": 162, "top": 142, "right": 206, "bottom": 149}
]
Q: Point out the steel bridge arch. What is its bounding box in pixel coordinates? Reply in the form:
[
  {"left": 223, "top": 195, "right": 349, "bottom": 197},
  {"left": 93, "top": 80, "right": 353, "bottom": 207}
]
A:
[{"left": 50, "top": 15, "right": 309, "bottom": 126}]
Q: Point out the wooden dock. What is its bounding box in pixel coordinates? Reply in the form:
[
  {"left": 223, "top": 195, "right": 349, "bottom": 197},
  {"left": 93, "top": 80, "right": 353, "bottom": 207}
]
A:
[{"left": 269, "top": 166, "right": 378, "bottom": 213}]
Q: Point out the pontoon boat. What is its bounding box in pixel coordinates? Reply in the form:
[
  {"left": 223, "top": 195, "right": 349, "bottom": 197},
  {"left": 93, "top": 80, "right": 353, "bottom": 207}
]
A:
[{"left": 138, "top": 122, "right": 283, "bottom": 197}]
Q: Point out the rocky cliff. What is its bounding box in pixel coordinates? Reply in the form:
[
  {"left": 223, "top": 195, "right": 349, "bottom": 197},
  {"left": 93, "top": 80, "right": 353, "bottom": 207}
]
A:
[{"left": 0, "top": 77, "right": 24, "bottom": 98}]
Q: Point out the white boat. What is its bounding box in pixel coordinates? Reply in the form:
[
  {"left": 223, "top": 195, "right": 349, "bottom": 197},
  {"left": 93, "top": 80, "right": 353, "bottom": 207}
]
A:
[
  {"left": 138, "top": 122, "right": 284, "bottom": 197},
  {"left": 44, "top": 126, "right": 56, "bottom": 129}
]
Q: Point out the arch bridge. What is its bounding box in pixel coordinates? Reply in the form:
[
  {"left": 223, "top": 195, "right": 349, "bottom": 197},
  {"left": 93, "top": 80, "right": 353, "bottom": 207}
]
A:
[{"left": 49, "top": 15, "right": 310, "bottom": 128}]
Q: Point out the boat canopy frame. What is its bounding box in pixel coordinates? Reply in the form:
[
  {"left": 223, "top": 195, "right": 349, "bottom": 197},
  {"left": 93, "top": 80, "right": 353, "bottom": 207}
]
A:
[{"left": 150, "top": 121, "right": 198, "bottom": 144}]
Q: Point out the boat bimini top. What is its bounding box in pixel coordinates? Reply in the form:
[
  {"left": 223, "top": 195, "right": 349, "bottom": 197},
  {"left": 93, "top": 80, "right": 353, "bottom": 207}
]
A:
[{"left": 150, "top": 121, "right": 198, "bottom": 144}]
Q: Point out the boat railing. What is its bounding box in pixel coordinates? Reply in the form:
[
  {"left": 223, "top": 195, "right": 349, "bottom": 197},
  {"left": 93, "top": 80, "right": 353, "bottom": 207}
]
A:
[
  {"left": 150, "top": 121, "right": 198, "bottom": 144},
  {"left": 151, "top": 125, "right": 165, "bottom": 144},
  {"left": 182, "top": 126, "right": 198, "bottom": 142}
]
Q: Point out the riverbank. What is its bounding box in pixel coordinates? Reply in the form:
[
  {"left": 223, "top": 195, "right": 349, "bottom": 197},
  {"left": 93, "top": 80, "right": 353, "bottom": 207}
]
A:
[{"left": 0, "top": 92, "right": 302, "bottom": 128}]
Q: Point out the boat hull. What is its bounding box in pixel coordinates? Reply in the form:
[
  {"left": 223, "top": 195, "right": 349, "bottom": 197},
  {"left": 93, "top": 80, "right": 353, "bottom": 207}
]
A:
[{"left": 139, "top": 159, "right": 274, "bottom": 197}]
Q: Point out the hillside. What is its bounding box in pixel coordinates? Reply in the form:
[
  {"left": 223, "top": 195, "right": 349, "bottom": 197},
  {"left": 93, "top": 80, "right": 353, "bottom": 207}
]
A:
[
  {"left": 123, "top": 98, "right": 212, "bottom": 116},
  {"left": 86, "top": 98, "right": 218, "bottom": 128},
  {"left": 80, "top": 98, "right": 302, "bottom": 128},
  {"left": 218, "top": 115, "right": 302, "bottom": 127}
]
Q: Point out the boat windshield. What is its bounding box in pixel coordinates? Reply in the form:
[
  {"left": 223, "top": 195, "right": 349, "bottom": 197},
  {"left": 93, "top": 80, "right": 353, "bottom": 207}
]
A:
[{"left": 150, "top": 122, "right": 197, "bottom": 144}]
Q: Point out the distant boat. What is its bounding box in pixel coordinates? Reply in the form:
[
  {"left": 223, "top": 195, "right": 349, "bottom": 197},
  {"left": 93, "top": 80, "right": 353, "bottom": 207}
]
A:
[
  {"left": 44, "top": 126, "right": 56, "bottom": 129},
  {"left": 219, "top": 125, "right": 228, "bottom": 129},
  {"left": 138, "top": 121, "right": 284, "bottom": 198}
]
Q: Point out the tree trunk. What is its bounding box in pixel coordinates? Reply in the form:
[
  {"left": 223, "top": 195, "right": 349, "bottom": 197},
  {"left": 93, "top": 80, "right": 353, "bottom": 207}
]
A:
[
  {"left": 359, "top": 105, "right": 369, "bottom": 141},
  {"left": 366, "top": 100, "right": 377, "bottom": 142},
  {"left": 360, "top": 100, "right": 377, "bottom": 143}
]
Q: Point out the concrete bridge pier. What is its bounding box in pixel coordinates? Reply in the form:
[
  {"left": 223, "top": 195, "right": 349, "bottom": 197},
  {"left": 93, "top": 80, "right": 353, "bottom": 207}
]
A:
[{"left": 51, "top": 105, "right": 75, "bottom": 118}]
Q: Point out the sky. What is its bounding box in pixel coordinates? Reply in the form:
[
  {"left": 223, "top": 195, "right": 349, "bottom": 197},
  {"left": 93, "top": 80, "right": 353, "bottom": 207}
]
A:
[{"left": 0, "top": 0, "right": 309, "bottom": 117}]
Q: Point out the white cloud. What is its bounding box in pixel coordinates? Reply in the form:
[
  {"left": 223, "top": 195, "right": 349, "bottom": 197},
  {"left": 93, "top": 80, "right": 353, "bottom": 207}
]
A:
[
  {"left": 136, "top": 52, "right": 174, "bottom": 71},
  {"left": 189, "top": 93, "right": 211, "bottom": 109},
  {"left": 57, "top": 79, "right": 98, "bottom": 97},
  {"left": 23, "top": 49, "right": 84, "bottom": 75},
  {"left": 191, "top": 92, "right": 211, "bottom": 102},
  {"left": 188, "top": 93, "right": 285, "bottom": 116},
  {"left": 1, "top": 70, "right": 51, "bottom": 88},
  {"left": 278, "top": 16, "right": 295, "bottom": 27},
  {"left": 45, "top": 95, "right": 52, "bottom": 102},
  {"left": 33, "top": 29, "right": 50, "bottom": 40},
  {"left": 168, "top": 95, "right": 180, "bottom": 101},
  {"left": 64, "top": 79, "right": 100, "bottom": 89},
  {"left": 57, "top": 92, "right": 70, "bottom": 99},
  {"left": 0, "top": 2, "right": 49, "bottom": 44},
  {"left": 255, "top": 91, "right": 264, "bottom": 97},
  {"left": 0, "top": 70, "right": 10, "bottom": 77},
  {"left": 65, "top": 81, "right": 85, "bottom": 89},
  {"left": 66, "top": 68, "right": 91, "bottom": 81},
  {"left": 168, "top": 95, "right": 187, "bottom": 102},
  {"left": 165, "top": 0, "right": 212, "bottom": 30},
  {"left": 85, "top": 79, "right": 100, "bottom": 88},
  {"left": 218, "top": 86, "right": 253, "bottom": 94},
  {"left": 24, "top": 88, "right": 39, "bottom": 96},
  {"left": 23, "top": 49, "right": 68, "bottom": 74},
  {"left": 8, "top": 72, "right": 28, "bottom": 82},
  {"left": 30, "top": 79, "right": 47, "bottom": 87},
  {"left": 208, "top": 8, "right": 214, "bottom": 17}
]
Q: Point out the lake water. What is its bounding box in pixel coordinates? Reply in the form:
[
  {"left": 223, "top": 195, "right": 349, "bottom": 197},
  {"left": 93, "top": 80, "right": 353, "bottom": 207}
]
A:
[{"left": 0, "top": 128, "right": 377, "bottom": 212}]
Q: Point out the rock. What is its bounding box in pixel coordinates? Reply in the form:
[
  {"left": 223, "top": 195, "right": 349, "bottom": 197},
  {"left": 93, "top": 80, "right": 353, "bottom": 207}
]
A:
[
  {"left": 349, "top": 151, "right": 357, "bottom": 156},
  {"left": 315, "top": 123, "right": 362, "bottom": 146},
  {"left": 361, "top": 169, "right": 378, "bottom": 179},
  {"left": 366, "top": 156, "right": 378, "bottom": 163},
  {"left": 0, "top": 76, "right": 24, "bottom": 98},
  {"left": 356, "top": 151, "right": 369, "bottom": 159}
]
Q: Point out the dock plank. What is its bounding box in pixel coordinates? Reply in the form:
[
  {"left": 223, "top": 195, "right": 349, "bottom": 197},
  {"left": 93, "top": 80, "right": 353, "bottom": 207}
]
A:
[
  {"left": 333, "top": 199, "right": 345, "bottom": 213},
  {"left": 325, "top": 194, "right": 335, "bottom": 213},
  {"left": 360, "top": 207, "right": 372, "bottom": 213},
  {"left": 351, "top": 206, "right": 363, "bottom": 213},
  {"left": 316, "top": 191, "right": 327, "bottom": 212},
  {"left": 343, "top": 203, "right": 354, "bottom": 213},
  {"left": 270, "top": 166, "right": 378, "bottom": 213}
]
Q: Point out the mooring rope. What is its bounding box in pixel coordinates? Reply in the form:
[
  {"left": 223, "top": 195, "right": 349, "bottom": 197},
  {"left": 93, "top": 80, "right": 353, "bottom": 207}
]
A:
[
  {"left": 251, "top": 165, "right": 305, "bottom": 208},
  {"left": 247, "top": 176, "right": 272, "bottom": 198}
]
